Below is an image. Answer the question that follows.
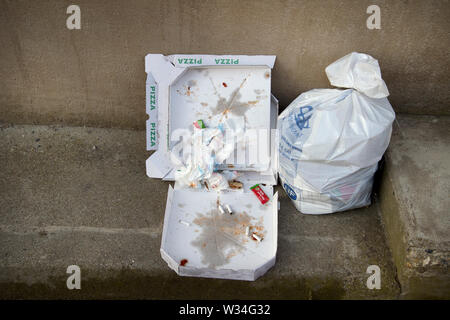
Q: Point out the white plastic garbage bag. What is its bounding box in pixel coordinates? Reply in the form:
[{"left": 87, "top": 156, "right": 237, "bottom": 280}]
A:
[{"left": 278, "top": 52, "right": 395, "bottom": 214}]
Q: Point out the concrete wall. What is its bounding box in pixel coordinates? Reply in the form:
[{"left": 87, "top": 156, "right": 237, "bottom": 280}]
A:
[{"left": 1, "top": 0, "right": 449, "bottom": 129}]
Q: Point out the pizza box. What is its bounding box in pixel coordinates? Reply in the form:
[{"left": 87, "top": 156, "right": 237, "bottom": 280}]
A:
[{"left": 145, "top": 54, "right": 279, "bottom": 280}]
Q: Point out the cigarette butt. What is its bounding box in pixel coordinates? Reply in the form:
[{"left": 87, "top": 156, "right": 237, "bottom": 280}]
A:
[
  {"left": 218, "top": 204, "right": 225, "bottom": 215},
  {"left": 252, "top": 233, "right": 262, "bottom": 242},
  {"left": 179, "top": 220, "right": 190, "bottom": 227},
  {"left": 245, "top": 226, "right": 251, "bottom": 237},
  {"left": 225, "top": 204, "right": 233, "bottom": 215}
]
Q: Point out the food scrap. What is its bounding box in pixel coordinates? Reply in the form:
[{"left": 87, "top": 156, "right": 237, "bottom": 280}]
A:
[
  {"left": 228, "top": 180, "right": 243, "bottom": 189},
  {"left": 180, "top": 259, "right": 188, "bottom": 266}
]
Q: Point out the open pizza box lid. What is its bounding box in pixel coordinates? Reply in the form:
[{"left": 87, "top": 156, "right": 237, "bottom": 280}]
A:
[{"left": 145, "top": 54, "right": 279, "bottom": 280}]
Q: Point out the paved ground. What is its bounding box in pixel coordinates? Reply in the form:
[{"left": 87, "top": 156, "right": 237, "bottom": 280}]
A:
[
  {"left": 0, "top": 123, "right": 399, "bottom": 299},
  {"left": 379, "top": 115, "right": 450, "bottom": 299}
]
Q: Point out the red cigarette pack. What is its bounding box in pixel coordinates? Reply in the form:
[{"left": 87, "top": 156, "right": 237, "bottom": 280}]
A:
[{"left": 250, "top": 184, "right": 269, "bottom": 204}]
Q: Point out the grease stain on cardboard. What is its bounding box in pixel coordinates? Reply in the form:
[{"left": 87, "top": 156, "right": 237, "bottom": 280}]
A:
[{"left": 191, "top": 204, "right": 266, "bottom": 269}]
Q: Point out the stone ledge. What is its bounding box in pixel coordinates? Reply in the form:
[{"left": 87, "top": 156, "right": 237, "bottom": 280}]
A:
[
  {"left": 379, "top": 114, "right": 450, "bottom": 299},
  {"left": 0, "top": 124, "right": 399, "bottom": 299}
]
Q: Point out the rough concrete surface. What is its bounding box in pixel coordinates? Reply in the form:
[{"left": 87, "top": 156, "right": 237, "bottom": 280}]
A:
[
  {"left": 0, "top": 124, "right": 399, "bottom": 299},
  {"left": 379, "top": 114, "right": 450, "bottom": 299},
  {"left": 1, "top": 0, "right": 450, "bottom": 130}
]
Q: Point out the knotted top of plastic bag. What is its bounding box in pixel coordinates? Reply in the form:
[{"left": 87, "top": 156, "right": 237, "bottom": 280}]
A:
[{"left": 325, "top": 52, "right": 389, "bottom": 99}]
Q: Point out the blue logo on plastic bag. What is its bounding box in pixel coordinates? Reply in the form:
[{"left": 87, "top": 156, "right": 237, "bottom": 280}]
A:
[
  {"left": 284, "top": 183, "right": 297, "bottom": 200},
  {"left": 295, "top": 106, "right": 313, "bottom": 130},
  {"left": 285, "top": 105, "right": 314, "bottom": 140}
]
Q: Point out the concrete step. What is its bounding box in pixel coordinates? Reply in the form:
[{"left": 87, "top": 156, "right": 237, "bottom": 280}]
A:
[
  {"left": 379, "top": 115, "right": 450, "bottom": 299},
  {"left": 0, "top": 124, "right": 399, "bottom": 299}
]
